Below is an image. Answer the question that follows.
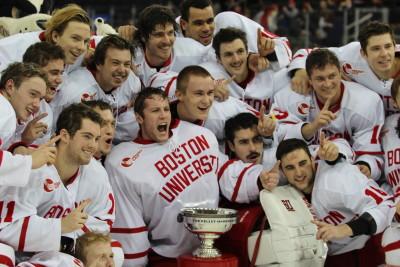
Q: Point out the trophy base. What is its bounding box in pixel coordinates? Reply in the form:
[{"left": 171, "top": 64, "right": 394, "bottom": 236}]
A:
[
  {"left": 178, "top": 253, "right": 238, "bottom": 267},
  {"left": 193, "top": 247, "right": 221, "bottom": 258}
]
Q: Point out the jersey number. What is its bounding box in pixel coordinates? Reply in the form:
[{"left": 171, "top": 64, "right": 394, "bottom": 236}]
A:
[
  {"left": 0, "top": 201, "right": 15, "bottom": 223},
  {"left": 365, "top": 186, "right": 387, "bottom": 204},
  {"left": 370, "top": 125, "right": 380, "bottom": 144}
]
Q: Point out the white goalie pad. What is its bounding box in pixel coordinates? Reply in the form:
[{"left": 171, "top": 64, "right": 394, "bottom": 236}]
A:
[
  {"left": 0, "top": 243, "right": 15, "bottom": 267},
  {"left": 248, "top": 185, "right": 327, "bottom": 266}
]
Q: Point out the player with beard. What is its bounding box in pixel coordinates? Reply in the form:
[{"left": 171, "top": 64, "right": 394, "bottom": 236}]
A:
[
  {"left": 289, "top": 21, "right": 400, "bottom": 115},
  {"left": 0, "top": 4, "right": 91, "bottom": 75},
  {"left": 51, "top": 34, "right": 140, "bottom": 143},
  {"left": 0, "top": 104, "right": 114, "bottom": 255},
  {"left": 0, "top": 62, "right": 57, "bottom": 187},
  {"left": 271, "top": 138, "right": 396, "bottom": 267}
]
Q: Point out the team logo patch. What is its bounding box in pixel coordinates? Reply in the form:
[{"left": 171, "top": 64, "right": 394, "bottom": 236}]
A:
[
  {"left": 342, "top": 63, "right": 364, "bottom": 75},
  {"left": 44, "top": 178, "right": 60, "bottom": 192},
  {"left": 296, "top": 102, "right": 310, "bottom": 115},
  {"left": 121, "top": 149, "right": 143, "bottom": 167},
  {"left": 81, "top": 92, "right": 97, "bottom": 101}
]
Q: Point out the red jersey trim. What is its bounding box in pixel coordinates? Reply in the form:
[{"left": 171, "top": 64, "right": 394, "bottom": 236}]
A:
[
  {"left": 111, "top": 226, "right": 148, "bottom": 234},
  {"left": 111, "top": 240, "right": 122, "bottom": 248},
  {"left": 125, "top": 249, "right": 150, "bottom": 259},
  {"left": 217, "top": 159, "right": 238, "bottom": 180},
  {"left": 231, "top": 163, "right": 256, "bottom": 202},
  {"left": 18, "top": 217, "right": 30, "bottom": 251},
  {"left": 66, "top": 168, "right": 80, "bottom": 186},
  {"left": 354, "top": 151, "right": 384, "bottom": 156},
  {"left": 0, "top": 255, "right": 14, "bottom": 267},
  {"left": 383, "top": 240, "right": 400, "bottom": 252}
]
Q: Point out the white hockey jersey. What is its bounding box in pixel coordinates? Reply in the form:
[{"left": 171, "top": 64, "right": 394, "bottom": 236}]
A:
[
  {"left": 50, "top": 66, "right": 141, "bottom": 143},
  {"left": 0, "top": 159, "right": 114, "bottom": 252},
  {"left": 214, "top": 11, "right": 292, "bottom": 70},
  {"left": 134, "top": 37, "right": 212, "bottom": 86},
  {"left": 105, "top": 120, "right": 221, "bottom": 267},
  {"left": 382, "top": 113, "right": 400, "bottom": 193},
  {"left": 200, "top": 61, "right": 290, "bottom": 112},
  {"left": 272, "top": 81, "right": 384, "bottom": 180},
  {"left": 17, "top": 251, "right": 84, "bottom": 267},
  {"left": 0, "top": 94, "right": 32, "bottom": 187},
  {"left": 311, "top": 160, "right": 395, "bottom": 255},
  {"left": 288, "top": 42, "right": 400, "bottom": 115}
]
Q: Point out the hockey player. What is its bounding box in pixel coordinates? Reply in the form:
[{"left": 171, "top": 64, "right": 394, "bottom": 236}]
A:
[
  {"left": 289, "top": 21, "right": 400, "bottom": 115},
  {"left": 10, "top": 42, "right": 66, "bottom": 147},
  {"left": 273, "top": 49, "right": 384, "bottom": 180},
  {"left": 275, "top": 138, "right": 395, "bottom": 267},
  {"left": 201, "top": 27, "right": 290, "bottom": 112},
  {"left": 0, "top": 104, "right": 114, "bottom": 253},
  {"left": 105, "top": 88, "right": 222, "bottom": 266},
  {"left": 0, "top": 62, "right": 57, "bottom": 187},
  {"left": 51, "top": 34, "right": 140, "bottom": 143},
  {"left": 382, "top": 77, "right": 400, "bottom": 194},
  {"left": 83, "top": 100, "right": 116, "bottom": 161},
  {"left": 0, "top": 4, "right": 91, "bottom": 74}
]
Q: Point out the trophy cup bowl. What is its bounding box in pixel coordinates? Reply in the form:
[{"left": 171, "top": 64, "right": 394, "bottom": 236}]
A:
[{"left": 178, "top": 207, "right": 237, "bottom": 258}]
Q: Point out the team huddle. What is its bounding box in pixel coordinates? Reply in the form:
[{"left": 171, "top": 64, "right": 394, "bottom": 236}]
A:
[{"left": 0, "top": 0, "right": 399, "bottom": 266}]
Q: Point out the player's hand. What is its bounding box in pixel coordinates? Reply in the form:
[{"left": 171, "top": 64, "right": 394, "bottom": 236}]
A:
[
  {"left": 257, "top": 28, "right": 275, "bottom": 57},
  {"left": 117, "top": 25, "right": 137, "bottom": 43},
  {"left": 291, "top": 69, "right": 311, "bottom": 95},
  {"left": 21, "top": 113, "right": 48, "bottom": 144},
  {"left": 214, "top": 76, "right": 234, "bottom": 102},
  {"left": 312, "top": 220, "right": 353, "bottom": 242},
  {"left": 259, "top": 160, "right": 280, "bottom": 191},
  {"left": 317, "top": 132, "right": 339, "bottom": 161},
  {"left": 61, "top": 199, "right": 91, "bottom": 234},
  {"left": 310, "top": 96, "right": 336, "bottom": 131},
  {"left": 31, "top": 135, "right": 60, "bottom": 169},
  {"left": 248, "top": 53, "right": 270, "bottom": 73},
  {"left": 356, "top": 164, "right": 371, "bottom": 178},
  {"left": 257, "top": 105, "right": 276, "bottom": 137}
]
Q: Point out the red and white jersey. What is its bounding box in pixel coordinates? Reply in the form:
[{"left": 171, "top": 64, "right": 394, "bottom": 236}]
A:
[
  {"left": 312, "top": 160, "right": 395, "bottom": 255},
  {"left": 50, "top": 67, "right": 141, "bottom": 142},
  {"left": 12, "top": 100, "right": 53, "bottom": 146},
  {"left": 105, "top": 120, "right": 220, "bottom": 266},
  {"left": 381, "top": 113, "right": 400, "bottom": 193},
  {"left": 0, "top": 94, "right": 32, "bottom": 187},
  {"left": 204, "top": 96, "right": 258, "bottom": 140},
  {"left": 214, "top": 11, "right": 292, "bottom": 70},
  {"left": 134, "top": 37, "right": 212, "bottom": 86},
  {"left": 200, "top": 61, "right": 290, "bottom": 112},
  {"left": 17, "top": 251, "right": 84, "bottom": 267},
  {"left": 272, "top": 80, "right": 384, "bottom": 180},
  {"left": 0, "top": 159, "right": 114, "bottom": 252},
  {"left": 288, "top": 43, "right": 400, "bottom": 115}
]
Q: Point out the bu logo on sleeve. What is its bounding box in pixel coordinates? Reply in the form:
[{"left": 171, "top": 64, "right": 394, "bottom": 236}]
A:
[
  {"left": 296, "top": 102, "right": 311, "bottom": 116},
  {"left": 43, "top": 178, "right": 61, "bottom": 192},
  {"left": 342, "top": 63, "right": 364, "bottom": 75},
  {"left": 120, "top": 149, "right": 143, "bottom": 168},
  {"left": 80, "top": 92, "right": 97, "bottom": 101}
]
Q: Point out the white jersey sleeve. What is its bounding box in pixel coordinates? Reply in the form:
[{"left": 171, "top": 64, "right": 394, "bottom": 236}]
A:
[
  {"left": 313, "top": 161, "right": 396, "bottom": 255},
  {"left": 17, "top": 251, "right": 84, "bottom": 267},
  {"left": 73, "top": 159, "right": 115, "bottom": 237},
  {"left": 382, "top": 114, "right": 400, "bottom": 193},
  {"left": 214, "top": 11, "right": 292, "bottom": 69},
  {"left": 218, "top": 158, "right": 263, "bottom": 203},
  {"left": 0, "top": 95, "right": 32, "bottom": 187},
  {"left": 0, "top": 166, "right": 69, "bottom": 252}
]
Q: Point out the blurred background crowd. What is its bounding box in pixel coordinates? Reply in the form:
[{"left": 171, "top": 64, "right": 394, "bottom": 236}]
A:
[{"left": 2, "top": 0, "right": 400, "bottom": 52}]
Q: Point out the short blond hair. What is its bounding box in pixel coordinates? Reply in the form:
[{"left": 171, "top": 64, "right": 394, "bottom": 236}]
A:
[
  {"left": 45, "top": 4, "right": 90, "bottom": 43},
  {"left": 75, "top": 232, "right": 112, "bottom": 264}
]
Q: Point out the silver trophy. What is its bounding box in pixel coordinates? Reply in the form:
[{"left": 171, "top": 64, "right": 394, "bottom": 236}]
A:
[{"left": 178, "top": 207, "right": 237, "bottom": 258}]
